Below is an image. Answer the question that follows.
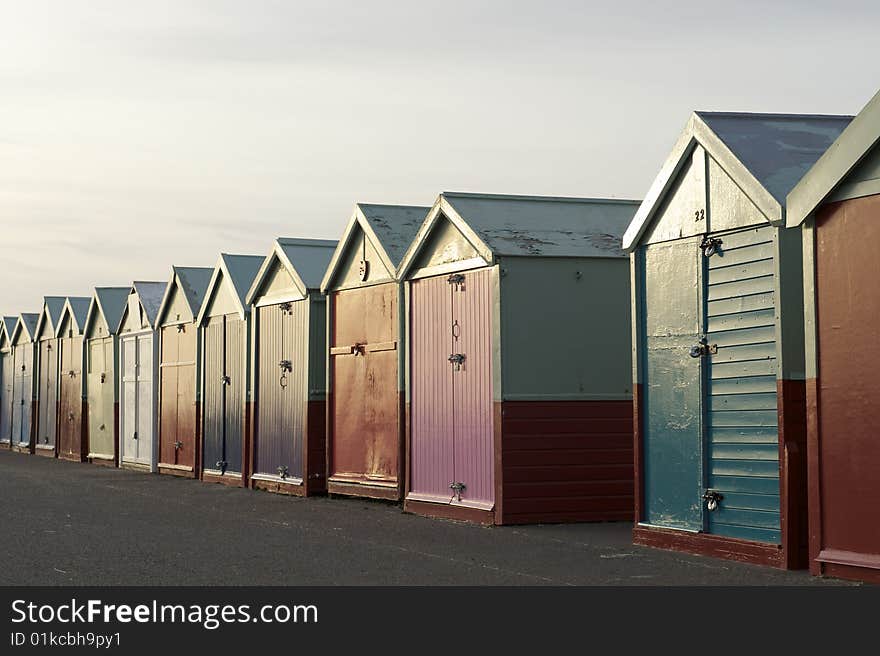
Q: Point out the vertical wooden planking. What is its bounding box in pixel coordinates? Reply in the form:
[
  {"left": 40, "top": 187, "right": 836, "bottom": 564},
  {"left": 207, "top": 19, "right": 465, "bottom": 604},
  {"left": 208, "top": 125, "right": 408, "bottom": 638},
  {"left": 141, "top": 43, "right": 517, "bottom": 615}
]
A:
[
  {"left": 136, "top": 334, "right": 153, "bottom": 465},
  {"left": 88, "top": 338, "right": 114, "bottom": 457},
  {"left": 175, "top": 325, "right": 197, "bottom": 468},
  {"left": 287, "top": 299, "right": 308, "bottom": 479},
  {"left": 0, "top": 350, "right": 13, "bottom": 442},
  {"left": 12, "top": 344, "right": 34, "bottom": 446},
  {"left": 451, "top": 268, "right": 494, "bottom": 508},
  {"left": 58, "top": 336, "right": 84, "bottom": 459},
  {"left": 159, "top": 327, "right": 179, "bottom": 466},
  {"left": 409, "top": 275, "right": 454, "bottom": 502},
  {"left": 37, "top": 339, "right": 58, "bottom": 448},
  {"left": 202, "top": 317, "right": 224, "bottom": 471},
  {"left": 225, "top": 316, "right": 244, "bottom": 473},
  {"left": 256, "top": 304, "right": 281, "bottom": 476}
]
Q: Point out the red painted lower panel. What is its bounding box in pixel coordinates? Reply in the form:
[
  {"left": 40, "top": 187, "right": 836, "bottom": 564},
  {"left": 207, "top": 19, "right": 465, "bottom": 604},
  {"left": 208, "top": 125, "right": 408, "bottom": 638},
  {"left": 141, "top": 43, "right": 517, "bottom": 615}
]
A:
[
  {"left": 633, "top": 526, "right": 784, "bottom": 568},
  {"left": 305, "top": 399, "right": 327, "bottom": 496},
  {"left": 499, "top": 399, "right": 633, "bottom": 525}
]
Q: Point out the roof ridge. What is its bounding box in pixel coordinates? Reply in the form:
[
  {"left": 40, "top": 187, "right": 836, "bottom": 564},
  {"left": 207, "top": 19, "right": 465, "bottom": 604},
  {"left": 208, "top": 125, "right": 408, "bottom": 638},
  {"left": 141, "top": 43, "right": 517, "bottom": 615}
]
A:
[
  {"left": 443, "top": 191, "right": 641, "bottom": 204},
  {"left": 697, "top": 110, "right": 854, "bottom": 120}
]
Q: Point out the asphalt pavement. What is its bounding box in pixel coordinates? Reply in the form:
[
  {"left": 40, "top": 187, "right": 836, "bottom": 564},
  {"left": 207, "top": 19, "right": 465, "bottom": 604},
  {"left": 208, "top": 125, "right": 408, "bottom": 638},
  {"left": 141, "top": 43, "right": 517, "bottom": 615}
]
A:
[{"left": 0, "top": 449, "right": 855, "bottom": 586}]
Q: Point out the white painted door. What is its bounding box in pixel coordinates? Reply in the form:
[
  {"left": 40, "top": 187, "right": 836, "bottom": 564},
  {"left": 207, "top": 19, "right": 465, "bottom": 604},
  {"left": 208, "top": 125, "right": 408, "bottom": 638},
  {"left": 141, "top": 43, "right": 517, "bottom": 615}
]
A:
[
  {"left": 121, "top": 336, "right": 138, "bottom": 463},
  {"left": 135, "top": 334, "right": 154, "bottom": 466}
]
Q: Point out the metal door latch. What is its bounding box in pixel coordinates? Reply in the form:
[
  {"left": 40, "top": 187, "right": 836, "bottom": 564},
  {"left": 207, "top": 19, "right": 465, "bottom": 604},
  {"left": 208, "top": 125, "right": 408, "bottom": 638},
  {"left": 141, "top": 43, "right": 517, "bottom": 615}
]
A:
[
  {"left": 216, "top": 460, "right": 227, "bottom": 473},
  {"left": 99, "top": 424, "right": 105, "bottom": 431},
  {"left": 352, "top": 343, "right": 365, "bottom": 356},
  {"left": 277, "top": 465, "right": 289, "bottom": 480},
  {"left": 279, "top": 360, "right": 292, "bottom": 373},
  {"left": 221, "top": 375, "right": 231, "bottom": 385},
  {"left": 174, "top": 440, "right": 183, "bottom": 450},
  {"left": 177, "top": 324, "right": 186, "bottom": 333},
  {"left": 132, "top": 432, "right": 138, "bottom": 440},
  {"left": 68, "top": 370, "right": 76, "bottom": 378},
  {"left": 689, "top": 336, "right": 717, "bottom": 358},
  {"left": 100, "top": 373, "right": 106, "bottom": 383},
  {"left": 68, "top": 412, "right": 74, "bottom": 421},
  {"left": 447, "top": 274, "right": 465, "bottom": 285},
  {"left": 700, "top": 236, "right": 723, "bottom": 257},
  {"left": 448, "top": 353, "right": 466, "bottom": 370},
  {"left": 449, "top": 481, "right": 466, "bottom": 501},
  {"left": 702, "top": 490, "right": 724, "bottom": 512},
  {"left": 279, "top": 302, "right": 292, "bottom": 314}
]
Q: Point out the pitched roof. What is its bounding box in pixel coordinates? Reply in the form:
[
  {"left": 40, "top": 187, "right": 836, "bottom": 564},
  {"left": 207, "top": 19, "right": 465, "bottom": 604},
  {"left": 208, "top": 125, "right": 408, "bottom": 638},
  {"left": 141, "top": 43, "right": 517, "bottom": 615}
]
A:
[
  {"left": 245, "top": 238, "right": 338, "bottom": 305},
  {"left": 398, "top": 192, "right": 639, "bottom": 277},
  {"left": 321, "top": 203, "right": 429, "bottom": 291},
  {"left": 34, "top": 295, "right": 67, "bottom": 338},
  {"left": 127, "top": 281, "right": 168, "bottom": 330},
  {"left": 12, "top": 312, "right": 40, "bottom": 343},
  {"left": 787, "top": 88, "right": 880, "bottom": 226},
  {"left": 1, "top": 316, "right": 17, "bottom": 344},
  {"left": 56, "top": 297, "right": 92, "bottom": 336},
  {"left": 87, "top": 287, "right": 130, "bottom": 336},
  {"left": 196, "top": 253, "right": 264, "bottom": 324},
  {"left": 622, "top": 111, "right": 853, "bottom": 250},
  {"left": 156, "top": 266, "right": 214, "bottom": 325}
]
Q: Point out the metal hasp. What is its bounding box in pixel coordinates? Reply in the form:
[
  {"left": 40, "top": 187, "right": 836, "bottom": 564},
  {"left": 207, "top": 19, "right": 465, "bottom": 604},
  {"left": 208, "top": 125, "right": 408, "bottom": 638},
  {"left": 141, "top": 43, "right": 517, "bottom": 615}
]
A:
[
  {"left": 688, "top": 336, "right": 718, "bottom": 358},
  {"left": 447, "top": 273, "right": 465, "bottom": 289},
  {"left": 277, "top": 465, "right": 289, "bottom": 480},
  {"left": 215, "top": 460, "right": 227, "bottom": 473},
  {"left": 447, "top": 353, "right": 466, "bottom": 371},
  {"left": 449, "top": 481, "right": 466, "bottom": 501},
  {"left": 700, "top": 235, "right": 723, "bottom": 258},
  {"left": 278, "top": 359, "right": 292, "bottom": 373},
  {"left": 220, "top": 374, "right": 231, "bottom": 386},
  {"left": 702, "top": 490, "right": 724, "bottom": 512},
  {"left": 173, "top": 440, "right": 183, "bottom": 450}
]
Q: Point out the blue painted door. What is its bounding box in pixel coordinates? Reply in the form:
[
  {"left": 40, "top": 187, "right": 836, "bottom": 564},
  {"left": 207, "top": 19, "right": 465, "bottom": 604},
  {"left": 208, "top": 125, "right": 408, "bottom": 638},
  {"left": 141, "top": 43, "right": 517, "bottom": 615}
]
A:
[
  {"left": 704, "top": 226, "right": 780, "bottom": 543},
  {"left": 641, "top": 238, "right": 704, "bottom": 531}
]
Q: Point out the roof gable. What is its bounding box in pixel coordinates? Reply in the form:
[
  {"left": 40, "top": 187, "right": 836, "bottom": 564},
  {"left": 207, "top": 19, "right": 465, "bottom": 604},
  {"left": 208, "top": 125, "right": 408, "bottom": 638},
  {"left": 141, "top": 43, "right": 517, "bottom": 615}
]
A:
[
  {"left": 55, "top": 297, "right": 92, "bottom": 337},
  {"left": 399, "top": 192, "right": 639, "bottom": 278},
  {"left": 85, "top": 287, "right": 130, "bottom": 338},
  {"left": 11, "top": 312, "right": 39, "bottom": 344},
  {"left": 245, "top": 238, "right": 337, "bottom": 305},
  {"left": 118, "top": 281, "right": 167, "bottom": 332},
  {"left": 787, "top": 89, "right": 880, "bottom": 226},
  {"left": 196, "top": 253, "right": 264, "bottom": 324},
  {"left": 320, "top": 203, "right": 428, "bottom": 292},
  {"left": 623, "top": 111, "right": 852, "bottom": 251},
  {"left": 157, "top": 266, "right": 213, "bottom": 325},
  {"left": 34, "top": 296, "right": 67, "bottom": 340}
]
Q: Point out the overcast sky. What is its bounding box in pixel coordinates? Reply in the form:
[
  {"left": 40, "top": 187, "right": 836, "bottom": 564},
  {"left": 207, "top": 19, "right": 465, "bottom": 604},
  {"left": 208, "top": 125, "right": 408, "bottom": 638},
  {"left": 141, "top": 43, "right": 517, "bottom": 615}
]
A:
[{"left": 1, "top": 1, "right": 878, "bottom": 315}]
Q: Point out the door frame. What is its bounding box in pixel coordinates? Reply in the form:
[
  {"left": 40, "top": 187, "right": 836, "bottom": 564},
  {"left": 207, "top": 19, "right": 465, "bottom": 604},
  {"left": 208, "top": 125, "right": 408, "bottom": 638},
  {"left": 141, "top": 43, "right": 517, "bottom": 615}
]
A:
[{"left": 118, "top": 328, "right": 158, "bottom": 472}]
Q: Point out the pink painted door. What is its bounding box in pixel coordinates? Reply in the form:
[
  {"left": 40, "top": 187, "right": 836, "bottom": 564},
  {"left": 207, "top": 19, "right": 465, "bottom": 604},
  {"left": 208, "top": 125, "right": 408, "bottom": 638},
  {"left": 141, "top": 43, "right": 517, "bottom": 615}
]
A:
[
  {"left": 450, "top": 269, "right": 494, "bottom": 508},
  {"left": 409, "top": 269, "right": 494, "bottom": 509},
  {"left": 408, "top": 274, "right": 454, "bottom": 503}
]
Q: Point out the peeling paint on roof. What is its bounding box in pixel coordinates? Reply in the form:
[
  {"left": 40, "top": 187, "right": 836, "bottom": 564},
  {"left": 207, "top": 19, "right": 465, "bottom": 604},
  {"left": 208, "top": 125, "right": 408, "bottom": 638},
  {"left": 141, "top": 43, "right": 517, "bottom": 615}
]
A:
[
  {"left": 697, "top": 112, "right": 853, "bottom": 205},
  {"left": 443, "top": 192, "right": 639, "bottom": 258},
  {"left": 360, "top": 204, "right": 430, "bottom": 267}
]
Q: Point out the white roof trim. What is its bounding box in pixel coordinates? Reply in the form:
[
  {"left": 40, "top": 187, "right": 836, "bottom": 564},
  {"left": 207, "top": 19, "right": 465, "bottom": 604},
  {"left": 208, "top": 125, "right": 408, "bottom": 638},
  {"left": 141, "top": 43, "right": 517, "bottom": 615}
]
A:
[
  {"left": 244, "top": 240, "right": 309, "bottom": 306},
  {"left": 396, "top": 195, "right": 494, "bottom": 280},
  {"left": 319, "top": 204, "right": 399, "bottom": 293},
  {"left": 787, "top": 89, "right": 880, "bottom": 227},
  {"left": 622, "top": 113, "right": 783, "bottom": 252},
  {"left": 196, "top": 255, "right": 246, "bottom": 326}
]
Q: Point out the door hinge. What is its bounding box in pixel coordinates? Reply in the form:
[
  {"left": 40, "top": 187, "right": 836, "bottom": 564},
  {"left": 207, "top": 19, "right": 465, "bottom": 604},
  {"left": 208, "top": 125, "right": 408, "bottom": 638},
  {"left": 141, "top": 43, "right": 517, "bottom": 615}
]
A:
[
  {"left": 449, "top": 481, "right": 466, "bottom": 501},
  {"left": 689, "top": 336, "right": 717, "bottom": 358}
]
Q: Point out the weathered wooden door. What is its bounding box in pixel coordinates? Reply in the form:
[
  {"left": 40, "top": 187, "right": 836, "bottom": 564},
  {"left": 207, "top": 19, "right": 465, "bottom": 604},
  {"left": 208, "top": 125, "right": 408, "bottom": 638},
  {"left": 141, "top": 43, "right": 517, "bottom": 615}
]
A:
[
  {"left": 329, "top": 284, "right": 399, "bottom": 487},
  {"left": 120, "top": 336, "right": 138, "bottom": 462},
  {"left": 641, "top": 238, "right": 704, "bottom": 531},
  {"left": 12, "top": 344, "right": 33, "bottom": 447},
  {"left": 36, "top": 339, "right": 58, "bottom": 449},
  {"left": 135, "top": 334, "right": 154, "bottom": 465},
  {"left": 87, "top": 337, "right": 115, "bottom": 457},
  {"left": 255, "top": 302, "right": 307, "bottom": 480},
  {"left": 0, "top": 350, "right": 13, "bottom": 443},
  {"left": 409, "top": 270, "right": 494, "bottom": 508},
  {"left": 203, "top": 315, "right": 245, "bottom": 474},
  {"left": 160, "top": 324, "right": 197, "bottom": 470},
  {"left": 58, "top": 335, "right": 84, "bottom": 459}
]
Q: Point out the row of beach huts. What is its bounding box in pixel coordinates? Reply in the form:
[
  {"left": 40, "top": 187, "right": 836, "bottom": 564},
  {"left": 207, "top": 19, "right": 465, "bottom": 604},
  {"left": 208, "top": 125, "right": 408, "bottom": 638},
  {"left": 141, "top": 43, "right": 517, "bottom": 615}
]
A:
[{"left": 3, "top": 88, "right": 880, "bottom": 584}]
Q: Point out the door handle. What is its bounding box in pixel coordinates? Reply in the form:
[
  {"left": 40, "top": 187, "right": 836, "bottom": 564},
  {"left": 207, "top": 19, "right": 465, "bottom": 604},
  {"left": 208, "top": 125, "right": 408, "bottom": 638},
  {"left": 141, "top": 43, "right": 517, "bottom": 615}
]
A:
[
  {"left": 689, "top": 336, "right": 717, "bottom": 358},
  {"left": 448, "top": 353, "right": 465, "bottom": 370}
]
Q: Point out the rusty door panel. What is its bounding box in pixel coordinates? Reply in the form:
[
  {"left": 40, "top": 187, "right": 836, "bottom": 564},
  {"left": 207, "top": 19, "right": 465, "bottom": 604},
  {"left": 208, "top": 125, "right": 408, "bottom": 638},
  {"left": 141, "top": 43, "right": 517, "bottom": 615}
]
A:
[
  {"left": 159, "top": 326, "right": 179, "bottom": 465},
  {"left": 451, "top": 269, "right": 494, "bottom": 508},
  {"left": 202, "top": 317, "right": 224, "bottom": 471},
  {"left": 58, "top": 336, "right": 84, "bottom": 459},
  {"left": 816, "top": 196, "right": 880, "bottom": 560},
  {"left": 36, "top": 338, "right": 58, "bottom": 448},
  {"left": 409, "top": 275, "right": 454, "bottom": 502},
  {"left": 330, "top": 284, "right": 400, "bottom": 484},
  {"left": 225, "top": 316, "right": 244, "bottom": 473},
  {"left": 1, "top": 351, "right": 13, "bottom": 442}
]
